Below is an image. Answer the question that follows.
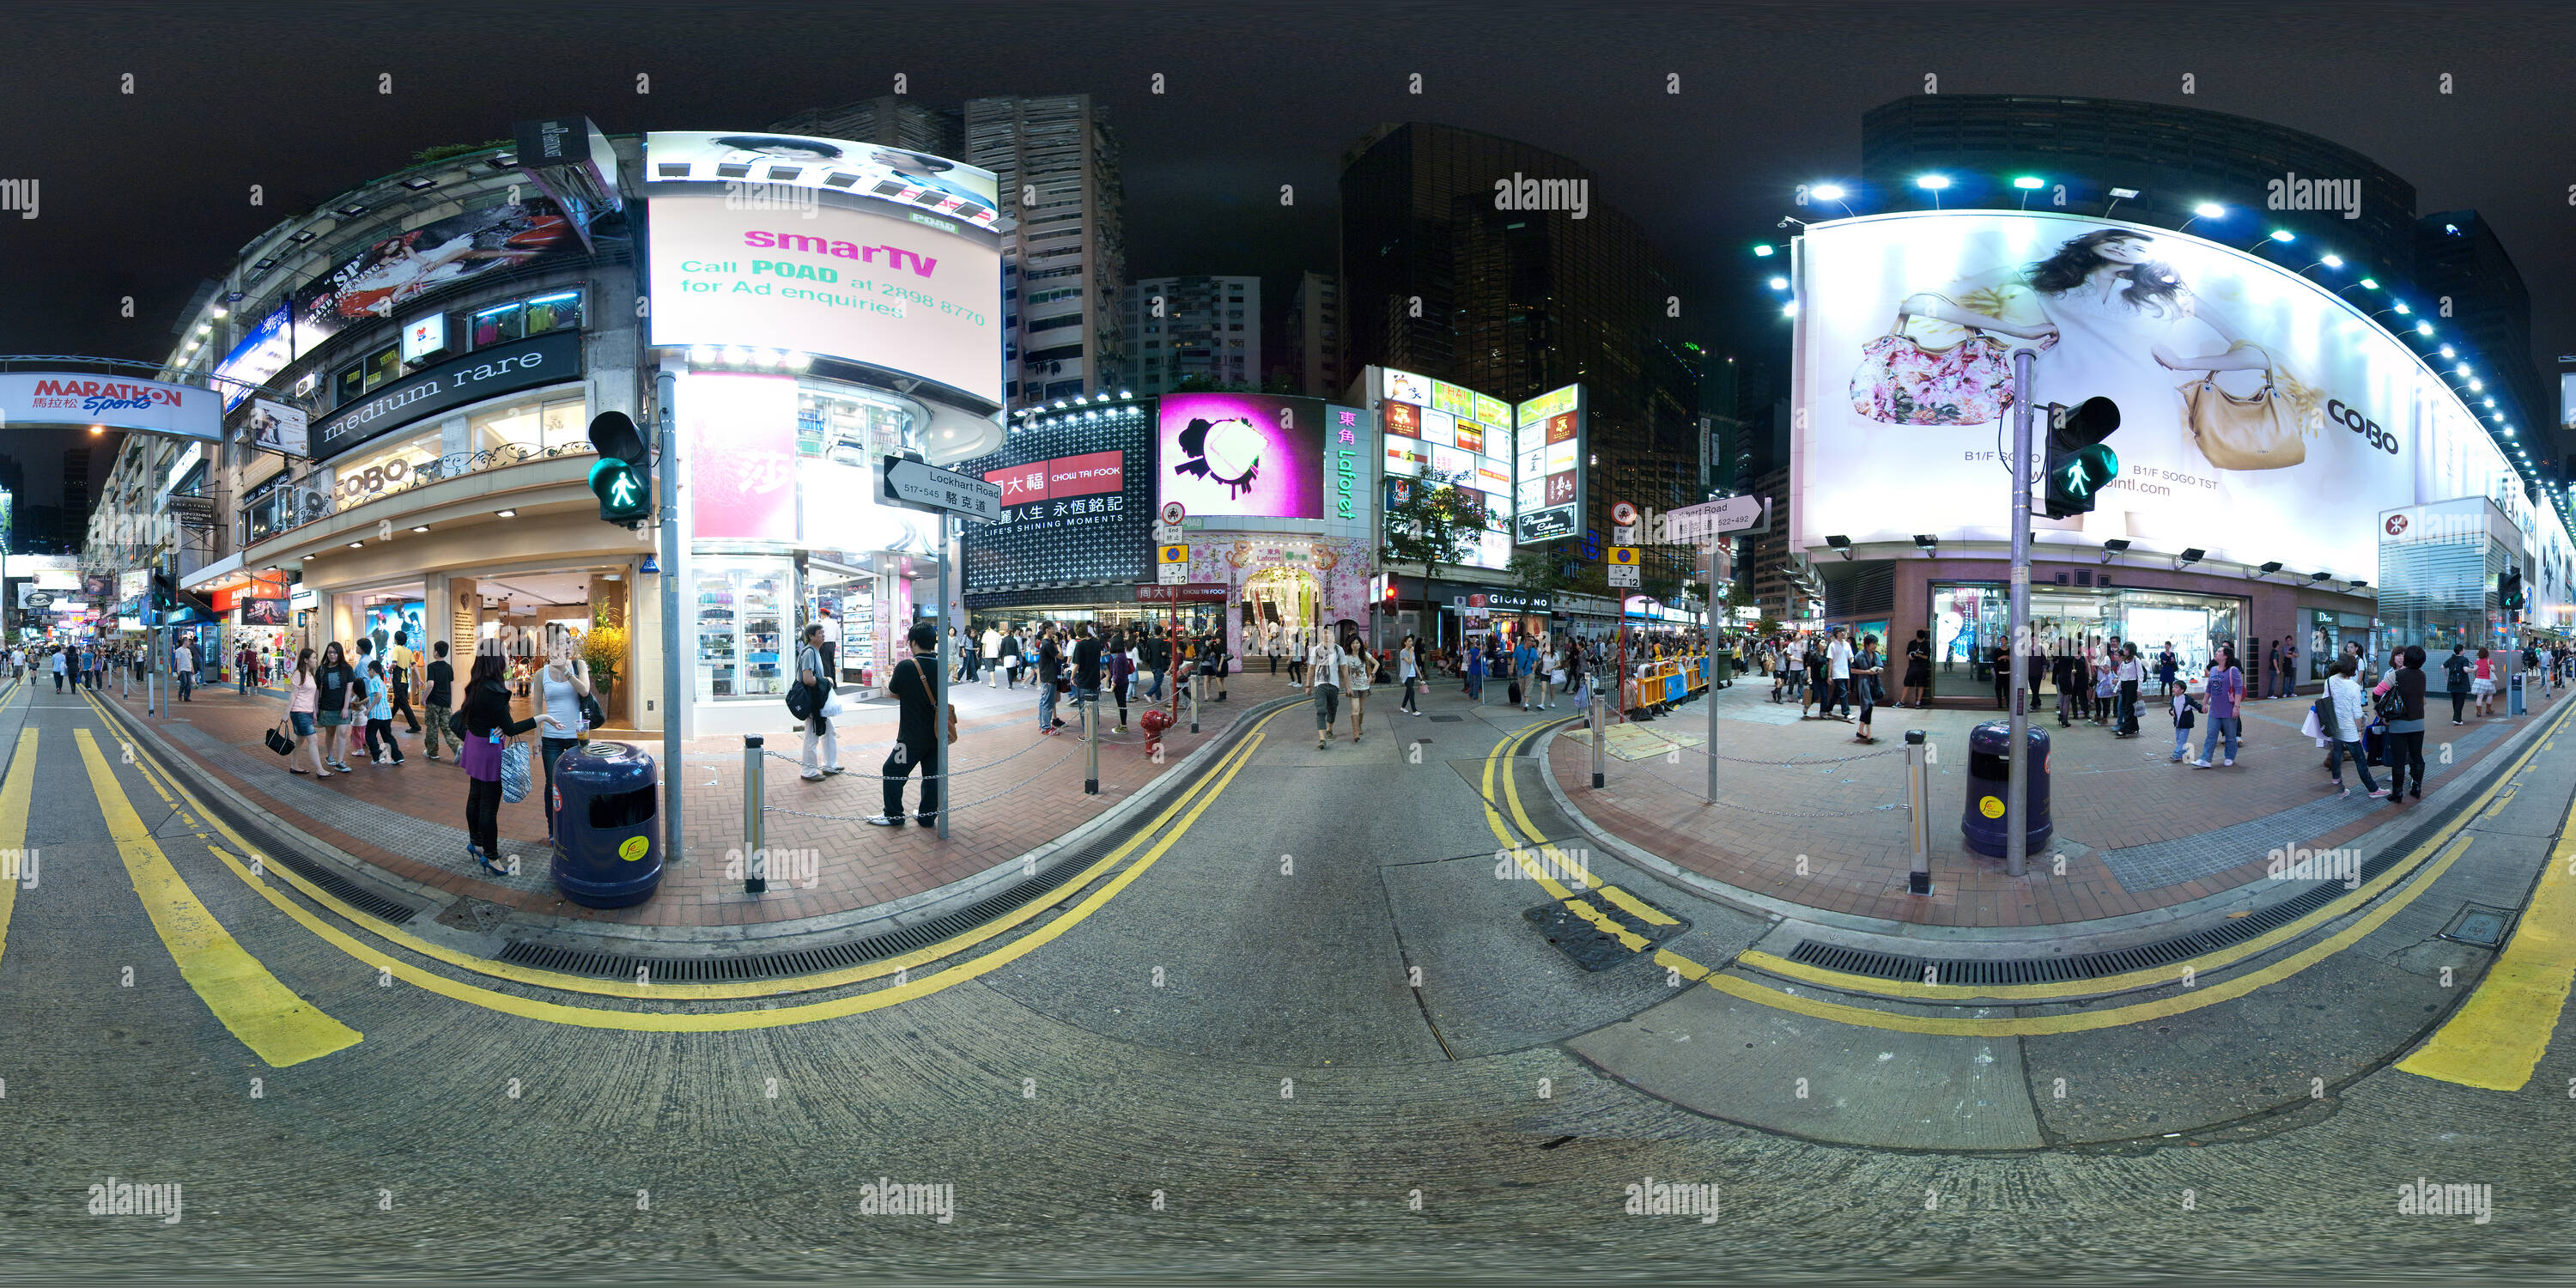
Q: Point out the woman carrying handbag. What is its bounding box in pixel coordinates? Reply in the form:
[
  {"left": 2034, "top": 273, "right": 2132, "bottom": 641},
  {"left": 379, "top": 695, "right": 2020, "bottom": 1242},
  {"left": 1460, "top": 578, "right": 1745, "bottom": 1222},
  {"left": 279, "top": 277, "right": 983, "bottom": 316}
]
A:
[
  {"left": 459, "top": 652, "right": 537, "bottom": 874},
  {"left": 283, "top": 648, "right": 330, "bottom": 777}
]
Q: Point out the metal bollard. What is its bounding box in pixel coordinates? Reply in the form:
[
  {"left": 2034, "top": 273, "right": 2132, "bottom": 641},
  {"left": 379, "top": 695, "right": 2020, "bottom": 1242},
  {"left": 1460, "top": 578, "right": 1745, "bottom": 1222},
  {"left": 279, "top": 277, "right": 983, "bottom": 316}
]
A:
[
  {"left": 1590, "top": 683, "right": 1607, "bottom": 789},
  {"left": 1904, "top": 729, "right": 1931, "bottom": 895},
  {"left": 1084, "top": 692, "right": 1099, "bottom": 795},
  {"left": 1189, "top": 679, "right": 1200, "bottom": 734},
  {"left": 743, "top": 734, "right": 766, "bottom": 895}
]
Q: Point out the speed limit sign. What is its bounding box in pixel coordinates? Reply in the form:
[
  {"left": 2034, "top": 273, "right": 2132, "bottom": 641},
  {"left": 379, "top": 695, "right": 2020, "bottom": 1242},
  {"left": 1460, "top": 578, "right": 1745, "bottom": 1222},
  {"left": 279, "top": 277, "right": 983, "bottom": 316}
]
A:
[
  {"left": 1612, "top": 501, "right": 1639, "bottom": 526},
  {"left": 1159, "top": 501, "right": 1187, "bottom": 526}
]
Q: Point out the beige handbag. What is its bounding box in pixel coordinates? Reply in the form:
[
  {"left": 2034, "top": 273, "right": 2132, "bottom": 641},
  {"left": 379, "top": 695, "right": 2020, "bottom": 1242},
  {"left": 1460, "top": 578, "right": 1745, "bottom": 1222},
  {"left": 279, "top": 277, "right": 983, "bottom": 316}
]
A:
[{"left": 2180, "top": 348, "right": 2302, "bottom": 471}]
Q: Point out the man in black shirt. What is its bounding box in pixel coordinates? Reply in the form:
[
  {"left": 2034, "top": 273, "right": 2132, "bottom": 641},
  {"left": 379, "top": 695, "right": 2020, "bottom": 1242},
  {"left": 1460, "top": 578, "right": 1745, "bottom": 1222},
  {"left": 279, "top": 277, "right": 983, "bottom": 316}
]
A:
[
  {"left": 872, "top": 622, "right": 942, "bottom": 827},
  {"left": 421, "top": 640, "right": 459, "bottom": 762},
  {"left": 1071, "top": 623, "right": 1104, "bottom": 739}
]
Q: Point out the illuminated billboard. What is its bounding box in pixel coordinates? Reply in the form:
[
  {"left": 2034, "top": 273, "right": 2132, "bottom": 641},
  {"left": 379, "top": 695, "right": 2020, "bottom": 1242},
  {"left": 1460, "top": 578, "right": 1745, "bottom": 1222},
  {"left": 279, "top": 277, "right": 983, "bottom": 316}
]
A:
[
  {"left": 1513, "top": 383, "right": 1585, "bottom": 544},
  {"left": 1379, "top": 367, "right": 1516, "bottom": 568},
  {"left": 647, "top": 195, "right": 1001, "bottom": 406},
  {"left": 644, "top": 131, "right": 1000, "bottom": 231},
  {"left": 211, "top": 303, "right": 292, "bottom": 410},
  {"left": 1156, "top": 392, "right": 1327, "bottom": 520},
  {"left": 292, "top": 197, "right": 580, "bottom": 357},
  {"left": 1794, "top": 211, "right": 2535, "bottom": 580}
]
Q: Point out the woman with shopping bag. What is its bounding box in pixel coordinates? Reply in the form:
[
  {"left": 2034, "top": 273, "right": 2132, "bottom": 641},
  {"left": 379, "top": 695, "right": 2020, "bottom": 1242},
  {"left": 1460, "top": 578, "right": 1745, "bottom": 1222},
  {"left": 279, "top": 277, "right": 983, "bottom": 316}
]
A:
[{"left": 458, "top": 652, "right": 538, "bottom": 875}]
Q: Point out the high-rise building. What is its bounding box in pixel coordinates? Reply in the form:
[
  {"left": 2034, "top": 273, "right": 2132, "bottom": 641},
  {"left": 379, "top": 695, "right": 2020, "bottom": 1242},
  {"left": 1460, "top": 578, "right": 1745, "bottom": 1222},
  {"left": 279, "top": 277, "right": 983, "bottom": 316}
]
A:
[
  {"left": 2416, "top": 210, "right": 2556, "bottom": 477},
  {"left": 61, "top": 445, "right": 91, "bottom": 526},
  {"left": 771, "top": 96, "right": 963, "bottom": 158},
  {"left": 964, "top": 94, "right": 1127, "bottom": 410},
  {"left": 1124, "top": 275, "right": 1260, "bottom": 393},
  {"left": 1339, "top": 122, "right": 1699, "bottom": 579},
  {"left": 1286, "top": 271, "right": 1341, "bottom": 398},
  {"left": 1860, "top": 94, "right": 2420, "bottom": 290}
]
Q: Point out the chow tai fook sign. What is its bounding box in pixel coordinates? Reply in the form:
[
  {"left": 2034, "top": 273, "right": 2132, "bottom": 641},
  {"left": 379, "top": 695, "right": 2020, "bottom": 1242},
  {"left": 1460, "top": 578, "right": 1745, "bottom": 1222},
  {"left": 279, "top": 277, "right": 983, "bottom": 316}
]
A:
[
  {"left": 306, "top": 330, "right": 583, "bottom": 461},
  {"left": 0, "top": 374, "right": 221, "bottom": 441},
  {"left": 1135, "top": 582, "right": 1228, "bottom": 605},
  {"left": 984, "top": 450, "right": 1125, "bottom": 517}
]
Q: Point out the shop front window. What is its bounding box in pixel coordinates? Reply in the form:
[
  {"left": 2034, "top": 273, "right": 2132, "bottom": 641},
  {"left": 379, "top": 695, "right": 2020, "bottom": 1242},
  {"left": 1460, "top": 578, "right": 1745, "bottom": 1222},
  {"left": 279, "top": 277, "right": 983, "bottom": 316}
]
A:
[
  {"left": 695, "top": 557, "right": 790, "bottom": 701},
  {"left": 471, "top": 393, "right": 588, "bottom": 455}
]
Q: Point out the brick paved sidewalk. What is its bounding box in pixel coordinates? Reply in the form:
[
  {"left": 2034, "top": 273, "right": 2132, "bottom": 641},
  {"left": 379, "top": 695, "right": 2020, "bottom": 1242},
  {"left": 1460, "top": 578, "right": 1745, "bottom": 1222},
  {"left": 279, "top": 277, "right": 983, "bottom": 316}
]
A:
[
  {"left": 1549, "top": 673, "right": 2568, "bottom": 928},
  {"left": 100, "top": 665, "right": 1295, "bottom": 931}
]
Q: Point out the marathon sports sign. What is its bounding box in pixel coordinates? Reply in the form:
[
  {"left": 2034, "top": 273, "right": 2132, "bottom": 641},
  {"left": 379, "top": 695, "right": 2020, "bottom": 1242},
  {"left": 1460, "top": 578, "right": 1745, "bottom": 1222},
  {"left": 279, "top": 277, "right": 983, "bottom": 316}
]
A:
[
  {"left": 307, "top": 331, "right": 583, "bottom": 462},
  {"left": 0, "top": 373, "right": 221, "bottom": 441}
]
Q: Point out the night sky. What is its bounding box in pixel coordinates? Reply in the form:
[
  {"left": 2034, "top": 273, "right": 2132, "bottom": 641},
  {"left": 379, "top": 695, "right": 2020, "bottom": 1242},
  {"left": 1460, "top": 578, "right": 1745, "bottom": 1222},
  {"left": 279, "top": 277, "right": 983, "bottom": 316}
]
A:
[{"left": 4, "top": 1, "right": 2573, "bottom": 478}]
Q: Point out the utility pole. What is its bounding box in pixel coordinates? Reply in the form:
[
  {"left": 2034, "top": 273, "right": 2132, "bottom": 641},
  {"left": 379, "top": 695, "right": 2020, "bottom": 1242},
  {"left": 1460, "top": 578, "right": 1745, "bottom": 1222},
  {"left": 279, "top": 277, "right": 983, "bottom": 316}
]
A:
[
  {"left": 654, "top": 369, "right": 683, "bottom": 868},
  {"left": 2006, "top": 348, "right": 2037, "bottom": 879}
]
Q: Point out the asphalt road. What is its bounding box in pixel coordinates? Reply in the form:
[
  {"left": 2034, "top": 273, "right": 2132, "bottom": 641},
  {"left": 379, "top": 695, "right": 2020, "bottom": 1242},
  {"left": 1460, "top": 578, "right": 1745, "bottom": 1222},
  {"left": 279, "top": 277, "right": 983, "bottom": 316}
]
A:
[{"left": 6, "top": 676, "right": 2576, "bottom": 1282}]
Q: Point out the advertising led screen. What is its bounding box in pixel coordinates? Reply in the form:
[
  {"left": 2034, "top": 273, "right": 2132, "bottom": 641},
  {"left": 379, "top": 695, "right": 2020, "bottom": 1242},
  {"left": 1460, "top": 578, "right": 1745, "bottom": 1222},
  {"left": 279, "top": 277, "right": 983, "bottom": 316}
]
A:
[
  {"left": 648, "top": 195, "right": 1002, "bottom": 405},
  {"left": 645, "top": 131, "right": 1000, "bottom": 230},
  {"left": 1795, "top": 211, "right": 2531, "bottom": 578},
  {"left": 211, "top": 303, "right": 292, "bottom": 410},
  {"left": 961, "top": 415, "right": 1154, "bottom": 592},
  {"left": 1156, "top": 392, "right": 1327, "bottom": 519},
  {"left": 292, "top": 198, "right": 580, "bottom": 357},
  {"left": 1377, "top": 368, "right": 1518, "bottom": 569},
  {"left": 1512, "top": 384, "right": 1585, "bottom": 544}
]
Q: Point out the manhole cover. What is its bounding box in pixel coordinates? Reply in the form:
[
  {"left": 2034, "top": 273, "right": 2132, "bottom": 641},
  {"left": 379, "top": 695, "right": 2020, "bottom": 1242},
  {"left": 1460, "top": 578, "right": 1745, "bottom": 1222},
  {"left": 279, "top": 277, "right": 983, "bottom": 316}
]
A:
[
  {"left": 1429, "top": 714, "right": 1464, "bottom": 722},
  {"left": 2441, "top": 907, "right": 2512, "bottom": 948}
]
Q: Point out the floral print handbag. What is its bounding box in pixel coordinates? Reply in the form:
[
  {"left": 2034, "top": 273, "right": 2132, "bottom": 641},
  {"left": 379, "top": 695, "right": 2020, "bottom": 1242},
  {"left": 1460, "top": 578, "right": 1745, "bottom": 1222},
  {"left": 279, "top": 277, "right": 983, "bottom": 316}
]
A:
[{"left": 1850, "top": 296, "right": 2014, "bottom": 426}]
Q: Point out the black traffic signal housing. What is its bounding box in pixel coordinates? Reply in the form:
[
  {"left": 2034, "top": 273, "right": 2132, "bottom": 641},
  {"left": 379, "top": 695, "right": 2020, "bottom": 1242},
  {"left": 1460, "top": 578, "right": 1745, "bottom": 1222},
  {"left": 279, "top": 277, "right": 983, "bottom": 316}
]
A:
[
  {"left": 586, "top": 411, "right": 651, "bottom": 527},
  {"left": 2041, "top": 398, "right": 2122, "bottom": 519},
  {"left": 2501, "top": 567, "right": 2525, "bottom": 613}
]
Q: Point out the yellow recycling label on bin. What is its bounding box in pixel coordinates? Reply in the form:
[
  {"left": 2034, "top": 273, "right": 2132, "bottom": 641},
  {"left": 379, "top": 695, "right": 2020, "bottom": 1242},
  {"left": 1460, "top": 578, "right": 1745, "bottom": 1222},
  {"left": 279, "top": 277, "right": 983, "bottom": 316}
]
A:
[
  {"left": 618, "top": 835, "right": 650, "bottom": 862},
  {"left": 1978, "top": 795, "right": 2004, "bottom": 819}
]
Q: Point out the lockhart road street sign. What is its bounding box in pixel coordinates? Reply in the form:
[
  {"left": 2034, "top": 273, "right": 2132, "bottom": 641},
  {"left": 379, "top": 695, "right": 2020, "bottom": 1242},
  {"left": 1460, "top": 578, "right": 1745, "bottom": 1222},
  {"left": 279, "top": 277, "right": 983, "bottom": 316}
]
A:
[{"left": 880, "top": 456, "right": 1004, "bottom": 522}]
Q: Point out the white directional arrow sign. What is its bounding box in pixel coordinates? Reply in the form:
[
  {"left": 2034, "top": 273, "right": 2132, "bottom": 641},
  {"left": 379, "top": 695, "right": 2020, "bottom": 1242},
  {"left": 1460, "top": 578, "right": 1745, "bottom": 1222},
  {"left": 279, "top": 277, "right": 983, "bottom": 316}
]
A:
[{"left": 879, "top": 456, "right": 1004, "bottom": 523}]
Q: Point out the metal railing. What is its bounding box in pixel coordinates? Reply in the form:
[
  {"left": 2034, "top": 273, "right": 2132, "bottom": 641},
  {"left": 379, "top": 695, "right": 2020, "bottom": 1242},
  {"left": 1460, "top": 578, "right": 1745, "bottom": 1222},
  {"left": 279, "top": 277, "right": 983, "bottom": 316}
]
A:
[{"left": 239, "top": 441, "right": 594, "bottom": 547}]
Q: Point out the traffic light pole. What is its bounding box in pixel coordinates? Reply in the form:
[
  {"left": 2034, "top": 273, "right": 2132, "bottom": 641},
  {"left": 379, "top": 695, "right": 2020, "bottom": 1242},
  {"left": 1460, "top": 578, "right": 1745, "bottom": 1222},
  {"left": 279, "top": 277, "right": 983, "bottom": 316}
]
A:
[
  {"left": 2006, "top": 348, "right": 2037, "bottom": 879},
  {"left": 654, "top": 370, "right": 683, "bottom": 871}
]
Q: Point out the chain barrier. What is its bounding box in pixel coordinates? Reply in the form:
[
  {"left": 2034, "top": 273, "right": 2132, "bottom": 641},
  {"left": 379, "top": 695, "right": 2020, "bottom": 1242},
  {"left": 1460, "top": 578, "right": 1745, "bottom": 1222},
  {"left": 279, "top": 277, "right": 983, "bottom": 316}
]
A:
[
  {"left": 759, "top": 739, "right": 1087, "bottom": 823},
  {"left": 750, "top": 723, "right": 1084, "bottom": 783}
]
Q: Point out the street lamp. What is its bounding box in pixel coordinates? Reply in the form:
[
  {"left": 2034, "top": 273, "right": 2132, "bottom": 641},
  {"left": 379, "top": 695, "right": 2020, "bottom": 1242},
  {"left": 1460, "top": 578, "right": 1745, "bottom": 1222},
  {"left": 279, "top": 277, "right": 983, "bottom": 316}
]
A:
[
  {"left": 1809, "top": 183, "right": 1856, "bottom": 217},
  {"left": 1916, "top": 174, "right": 1949, "bottom": 209},
  {"left": 2178, "top": 202, "right": 2227, "bottom": 233}
]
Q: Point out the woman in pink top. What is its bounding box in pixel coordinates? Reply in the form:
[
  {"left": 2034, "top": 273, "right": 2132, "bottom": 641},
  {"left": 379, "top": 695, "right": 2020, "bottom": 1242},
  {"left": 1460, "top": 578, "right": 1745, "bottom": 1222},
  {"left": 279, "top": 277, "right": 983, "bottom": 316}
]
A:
[
  {"left": 285, "top": 647, "right": 331, "bottom": 777},
  {"left": 2472, "top": 647, "right": 2498, "bottom": 718}
]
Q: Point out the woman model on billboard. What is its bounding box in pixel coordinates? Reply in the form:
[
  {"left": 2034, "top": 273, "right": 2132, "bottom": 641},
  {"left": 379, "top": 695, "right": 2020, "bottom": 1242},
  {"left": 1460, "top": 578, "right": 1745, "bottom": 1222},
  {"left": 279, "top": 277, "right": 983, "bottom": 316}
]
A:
[{"left": 1901, "top": 229, "right": 2277, "bottom": 529}]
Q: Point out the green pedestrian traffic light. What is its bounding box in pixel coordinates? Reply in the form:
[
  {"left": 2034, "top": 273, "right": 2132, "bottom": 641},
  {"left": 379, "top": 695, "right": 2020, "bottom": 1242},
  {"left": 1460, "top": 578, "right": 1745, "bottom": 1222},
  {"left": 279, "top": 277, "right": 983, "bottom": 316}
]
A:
[
  {"left": 586, "top": 411, "right": 652, "bottom": 527},
  {"left": 2041, "top": 397, "right": 2122, "bottom": 519}
]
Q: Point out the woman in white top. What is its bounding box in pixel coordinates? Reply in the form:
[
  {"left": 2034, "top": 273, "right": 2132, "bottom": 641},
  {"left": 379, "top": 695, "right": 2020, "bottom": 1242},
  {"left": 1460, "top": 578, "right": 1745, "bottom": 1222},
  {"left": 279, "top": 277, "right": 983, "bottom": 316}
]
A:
[
  {"left": 1344, "top": 632, "right": 1373, "bottom": 744},
  {"left": 2323, "top": 657, "right": 2387, "bottom": 799},
  {"left": 537, "top": 638, "right": 594, "bottom": 841},
  {"left": 1397, "top": 633, "right": 1423, "bottom": 716},
  {"left": 1309, "top": 633, "right": 1346, "bottom": 748}
]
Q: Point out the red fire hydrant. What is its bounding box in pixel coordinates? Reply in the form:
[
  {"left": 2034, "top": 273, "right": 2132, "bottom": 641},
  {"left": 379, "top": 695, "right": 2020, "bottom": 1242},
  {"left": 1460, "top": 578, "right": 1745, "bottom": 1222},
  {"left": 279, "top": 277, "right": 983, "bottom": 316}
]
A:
[{"left": 1139, "top": 708, "right": 1174, "bottom": 756}]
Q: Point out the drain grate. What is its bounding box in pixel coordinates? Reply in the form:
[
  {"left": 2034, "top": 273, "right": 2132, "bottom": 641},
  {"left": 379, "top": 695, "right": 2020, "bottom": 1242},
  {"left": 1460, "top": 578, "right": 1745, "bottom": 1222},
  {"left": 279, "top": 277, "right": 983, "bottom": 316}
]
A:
[
  {"left": 258, "top": 843, "right": 422, "bottom": 925},
  {"left": 1788, "top": 878, "right": 2350, "bottom": 987},
  {"left": 1428, "top": 714, "right": 1465, "bottom": 722}
]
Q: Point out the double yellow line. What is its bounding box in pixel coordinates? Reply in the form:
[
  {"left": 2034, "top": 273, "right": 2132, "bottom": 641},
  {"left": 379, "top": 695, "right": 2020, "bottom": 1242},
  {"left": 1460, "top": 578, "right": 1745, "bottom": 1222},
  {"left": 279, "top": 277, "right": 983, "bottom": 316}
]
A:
[
  {"left": 86, "top": 687, "right": 1285, "bottom": 1030},
  {"left": 1489, "top": 684, "right": 2576, "bottom": 1037},
  {"left": 1478, "top": 714, "right": 1686, "bottom": 959}
]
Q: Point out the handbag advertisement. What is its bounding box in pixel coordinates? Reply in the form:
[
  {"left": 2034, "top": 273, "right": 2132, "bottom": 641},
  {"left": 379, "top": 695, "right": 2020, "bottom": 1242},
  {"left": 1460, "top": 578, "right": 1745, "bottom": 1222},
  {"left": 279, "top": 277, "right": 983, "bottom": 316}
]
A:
[{"left": 1797, "top": 211, "right": 2524, "bottom": 580}]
